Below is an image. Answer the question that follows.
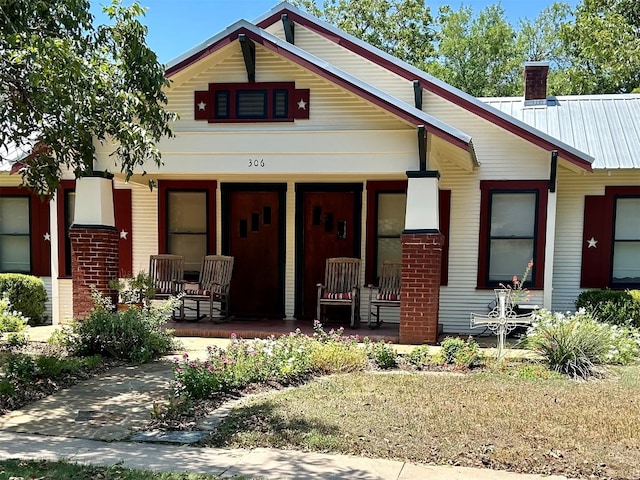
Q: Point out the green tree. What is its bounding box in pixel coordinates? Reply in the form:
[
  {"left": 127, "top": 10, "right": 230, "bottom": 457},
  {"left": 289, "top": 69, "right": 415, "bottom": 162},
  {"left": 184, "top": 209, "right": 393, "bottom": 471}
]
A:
[
  {"left": 291, "top": 0, "right": 435, "bottom": 68},
  {"left": 428, "top": 4, "right": 522, "bottom": 97},
  {"left": 561, "top": 0, "right": 640, "bottom": 93},
  {"left": 0, "top": 0, "right": 176, "bottom": 195},
  {"left": 517, "top": 2, "right": 573, "bottom": 95}
]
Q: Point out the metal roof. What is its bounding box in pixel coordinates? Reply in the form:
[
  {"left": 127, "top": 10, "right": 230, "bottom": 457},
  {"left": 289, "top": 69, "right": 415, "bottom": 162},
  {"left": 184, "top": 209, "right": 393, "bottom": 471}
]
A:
[
  {"left": 0, "top": 138, "right": 35, "bottom": 172},
  {"left": 482, "top": 95, "right": 640, "bottom": 170}
]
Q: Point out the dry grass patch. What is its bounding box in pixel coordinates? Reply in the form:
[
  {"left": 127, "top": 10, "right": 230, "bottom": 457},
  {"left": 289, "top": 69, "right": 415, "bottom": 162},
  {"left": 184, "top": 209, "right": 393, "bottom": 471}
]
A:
[{"left": 207, "top": 366, "right": 640, "bottom": 479}]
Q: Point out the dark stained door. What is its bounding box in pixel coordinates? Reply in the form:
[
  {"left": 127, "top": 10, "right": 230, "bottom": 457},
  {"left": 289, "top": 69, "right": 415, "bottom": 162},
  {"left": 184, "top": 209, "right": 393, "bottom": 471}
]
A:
[
  {"left": 296, "top": 186, "right": 362, "bottom": 318},
  {"left": 224, "top": 186, "right": 285, "bottom": 318}
]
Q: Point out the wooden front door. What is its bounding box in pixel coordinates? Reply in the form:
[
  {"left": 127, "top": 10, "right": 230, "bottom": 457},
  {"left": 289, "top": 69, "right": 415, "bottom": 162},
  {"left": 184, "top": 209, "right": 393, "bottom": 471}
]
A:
[
  {"left": 296, "top": 185, "right": 362, "bottom": 318},
  {"left": 223, "top": 185, "right": 285, "bottom": 318}
]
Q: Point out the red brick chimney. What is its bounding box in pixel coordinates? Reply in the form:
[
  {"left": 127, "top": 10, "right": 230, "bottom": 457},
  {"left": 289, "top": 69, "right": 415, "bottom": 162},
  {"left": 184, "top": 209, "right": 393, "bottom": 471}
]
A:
[{"left": 523, "top": 61, "right": 550, "bottom": 101}]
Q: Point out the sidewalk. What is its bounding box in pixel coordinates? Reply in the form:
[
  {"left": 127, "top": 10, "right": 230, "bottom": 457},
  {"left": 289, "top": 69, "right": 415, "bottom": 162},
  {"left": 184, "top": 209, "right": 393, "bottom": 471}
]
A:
[{"left": 0, "top": 326, "right": 558, "bottom": 480}]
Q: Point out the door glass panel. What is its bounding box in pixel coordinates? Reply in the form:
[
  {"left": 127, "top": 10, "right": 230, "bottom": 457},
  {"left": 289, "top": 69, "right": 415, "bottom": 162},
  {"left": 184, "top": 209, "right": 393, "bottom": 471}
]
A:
[
  {"left": 251, "top": 212, "right": 260, "bottom": 232},
  {"left": 377, "top": 237, "right": 402, "bottom": 278},
  {"left": 491, "top": 193, "right": 536, "bottom": 237},
  {"left": 263, "top": 206, "right": 272, "bottom": 225}
]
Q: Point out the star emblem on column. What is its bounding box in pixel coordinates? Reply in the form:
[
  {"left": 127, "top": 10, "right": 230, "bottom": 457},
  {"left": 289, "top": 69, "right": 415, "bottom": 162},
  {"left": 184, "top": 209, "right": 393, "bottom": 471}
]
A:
[
  {"left": 587, "top": 237, "right": 598, "bottom": 248},
  {"left": 197, "top": 101, "right": 207, "bottom": 111},
  {"left": 297, "top": 99, "right": 307, "bottom": 110},
  {"left": 120, "top": 229, "right": 128, "bottom": 240},
  {"left": 43, "top": 232, "right": 51, "bottom": 242}
]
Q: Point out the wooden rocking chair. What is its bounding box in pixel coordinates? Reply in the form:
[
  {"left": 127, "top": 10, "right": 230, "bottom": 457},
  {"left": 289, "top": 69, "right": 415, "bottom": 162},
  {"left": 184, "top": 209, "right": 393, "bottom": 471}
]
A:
[
  {"left": 149, "top": 254, "right": 184, "bottom": 319},
  {"left": 367, "top": 260, "right": 402, "bottom": 329},
  {"left": 180, "top": 255, "right": 234, "bottom": 322},
  {"left": 316, "top": 257, "right": 361, "bottom": 327}
]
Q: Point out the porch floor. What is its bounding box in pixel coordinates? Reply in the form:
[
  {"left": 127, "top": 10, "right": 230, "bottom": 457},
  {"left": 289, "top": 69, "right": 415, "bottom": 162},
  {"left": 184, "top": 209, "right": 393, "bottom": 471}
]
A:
[{"left": 165, "top": 317, "right": 400, "bottom": 343}]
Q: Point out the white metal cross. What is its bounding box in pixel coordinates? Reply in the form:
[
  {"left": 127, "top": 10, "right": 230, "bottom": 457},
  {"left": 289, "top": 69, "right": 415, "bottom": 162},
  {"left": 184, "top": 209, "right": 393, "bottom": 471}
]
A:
[{"left": 470, "top": 289, "right": 535, "bottom": 359}]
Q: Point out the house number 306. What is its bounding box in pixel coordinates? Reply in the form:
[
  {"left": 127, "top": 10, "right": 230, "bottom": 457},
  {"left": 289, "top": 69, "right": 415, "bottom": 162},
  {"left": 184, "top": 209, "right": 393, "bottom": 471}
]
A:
[{"left": 248, "top": 159, "right": 265, "bottom": 168}]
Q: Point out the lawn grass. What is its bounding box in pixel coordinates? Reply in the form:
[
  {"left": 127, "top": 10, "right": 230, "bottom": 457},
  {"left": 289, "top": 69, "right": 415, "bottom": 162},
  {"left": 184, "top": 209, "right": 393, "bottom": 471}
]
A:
[
  {"left": 0, "top": 459, "right": 224, "bottom": 479},
  {"left": 207, "top": 365, "right": 640, "bottom": 479}
]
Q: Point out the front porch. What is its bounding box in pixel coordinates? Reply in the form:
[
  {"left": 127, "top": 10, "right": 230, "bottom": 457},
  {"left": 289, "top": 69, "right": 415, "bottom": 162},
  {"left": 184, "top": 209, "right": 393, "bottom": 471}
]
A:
[{"left": 165, "top": 317, "right": 400, "bottom": 343}]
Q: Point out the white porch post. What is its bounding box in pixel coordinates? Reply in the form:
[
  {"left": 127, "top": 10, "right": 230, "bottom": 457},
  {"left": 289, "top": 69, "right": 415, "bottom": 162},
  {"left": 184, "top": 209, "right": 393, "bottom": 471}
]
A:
[
  {"left": 49, "top": 192, "right": 60, "bottom": 325},
  {"left": 543, "top": 152, "right": 559, "bottom": 310}
]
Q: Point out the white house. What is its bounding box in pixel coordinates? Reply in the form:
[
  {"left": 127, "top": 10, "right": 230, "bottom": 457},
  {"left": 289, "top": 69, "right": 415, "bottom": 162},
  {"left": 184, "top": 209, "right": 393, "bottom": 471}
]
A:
[{"left": 1, "top": 2, "right": 638, "bottom": 343}]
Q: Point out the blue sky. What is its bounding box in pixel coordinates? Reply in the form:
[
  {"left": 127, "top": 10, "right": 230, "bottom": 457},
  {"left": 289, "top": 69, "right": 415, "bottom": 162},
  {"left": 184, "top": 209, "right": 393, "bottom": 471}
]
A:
[{"left": 90, "top": 0, "right": 581, "bottom": 64}]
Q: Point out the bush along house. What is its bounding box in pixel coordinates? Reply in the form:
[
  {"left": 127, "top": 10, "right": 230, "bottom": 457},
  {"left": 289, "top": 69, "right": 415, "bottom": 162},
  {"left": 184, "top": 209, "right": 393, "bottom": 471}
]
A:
[{"left": 1, "top": 2, "right": 638, "bottom": 344}]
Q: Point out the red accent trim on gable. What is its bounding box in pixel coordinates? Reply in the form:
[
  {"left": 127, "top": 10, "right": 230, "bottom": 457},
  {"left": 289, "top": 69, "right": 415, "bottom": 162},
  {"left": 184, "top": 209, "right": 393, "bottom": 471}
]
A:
[
  {"left": 114, "top": 189, "right": 133, "bottom": 277},
  {"left": 294, "top": 89, "right": 310, "bottom": 119},
  {"left": 157, "top": 180, "right": 217, "bottom": 256},
  {"left": 257, "top": 9, "right": 592, "bottom": 172},
  {"left": 167, "top": 27, "right": 471, "bottom": 153},
  {"left": 194, "top": 91, "right": 211, "bottom": 120},
  {"left": 365, "top": 180, "right": 450, "bottom": 286},
  {"left": 581, "top": 195, "right": 608, "bottom": 288},
  {"left": 477, "top": 180, "right": 548, "bottom": 290}
]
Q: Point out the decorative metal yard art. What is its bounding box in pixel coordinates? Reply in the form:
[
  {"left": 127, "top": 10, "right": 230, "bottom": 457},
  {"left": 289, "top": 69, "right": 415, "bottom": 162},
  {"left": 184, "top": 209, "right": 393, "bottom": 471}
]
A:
[{"left": 470, "top": 289, "right": 534, "bottom": 359}]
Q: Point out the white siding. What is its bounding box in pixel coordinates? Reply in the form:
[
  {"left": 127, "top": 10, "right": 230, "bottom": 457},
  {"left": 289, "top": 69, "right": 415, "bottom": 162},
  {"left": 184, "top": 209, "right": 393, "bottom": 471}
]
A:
[{"left": 57, "top": 279, "right": 73, "bottom": 323}]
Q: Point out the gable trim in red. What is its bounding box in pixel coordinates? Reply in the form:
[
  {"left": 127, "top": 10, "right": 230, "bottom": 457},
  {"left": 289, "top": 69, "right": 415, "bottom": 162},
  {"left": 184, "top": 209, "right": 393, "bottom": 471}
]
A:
[
  {"left": 166, "top": 25, "right": 473, "bottom": 155},
  {"left": 256, "top": 8, "right": 592, "bottom": 172}
]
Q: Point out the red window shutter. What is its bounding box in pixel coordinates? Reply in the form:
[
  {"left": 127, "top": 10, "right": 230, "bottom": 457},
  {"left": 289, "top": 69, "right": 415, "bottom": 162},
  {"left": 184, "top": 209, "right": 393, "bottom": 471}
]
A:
[
  {"left": 293, "top": 89, "right": 310, "bottom": 119},
  {"left": 580, "top": 195, "right": 609, "bottom": 288},
  {"left": 114, "top": 189, "right": 133, "bottom": 277},
  {"left": 194, "top": 91, "right": 211, "bottom": 120},
  {"left": 30, "top": 195, "right": 51, "bottom": 276},
  {"left": 439, "top": 189, "right": 451, "bottom": 286}
]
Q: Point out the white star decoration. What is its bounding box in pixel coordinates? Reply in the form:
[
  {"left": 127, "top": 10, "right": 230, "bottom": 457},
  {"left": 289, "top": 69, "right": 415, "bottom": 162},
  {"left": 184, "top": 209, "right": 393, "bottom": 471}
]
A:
[
  {"left": 587, "top": 237, "right": 598, "bottom": 248},
  {"left": 197, "top": 101, "right": 207, "bottom": 111},
  {"left": 43, "top": 232, "right": 50, "bottom": 242},
  {"left": 297, "top": 99, "right": 307, "bottom": 110},
  {"left": 120, "top": 229, "right": 128, "bottom": 240}
]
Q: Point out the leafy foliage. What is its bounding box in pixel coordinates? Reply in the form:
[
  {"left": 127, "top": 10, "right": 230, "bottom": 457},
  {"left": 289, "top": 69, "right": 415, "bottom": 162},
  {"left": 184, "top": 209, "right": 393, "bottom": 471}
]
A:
[
  {"left": 63, "top": 300, "right": 177, "bottom": 363},
  {"left": 292, "top": 0, "right": 435, "bottom": 67},
  {"left": 437, "top": 336, "right": 482, "bottom": 369},
  {"left": 0, "top": 295, "right": 28, "bottom": 334},
  {"left": 0, "top": 0, "right": 176, "bottom": 195},
  {"left": 0, "top": 273, "right": 47, "bottom": 324},
  {"left": 576, "top": 288, "right": 640, "bottom": 327},
  {"left": 365, "top": 340, "right": 397, "bottom": 369}
]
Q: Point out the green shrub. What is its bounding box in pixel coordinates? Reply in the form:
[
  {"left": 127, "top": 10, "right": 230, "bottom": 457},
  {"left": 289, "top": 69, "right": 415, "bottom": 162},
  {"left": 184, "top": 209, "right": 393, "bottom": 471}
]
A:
[
  {"left": 404, "top": 345, "right": 433, "bottom": 369},
  {"left": 0, "top": 274, "right": 47, "bottom": 324},
  {"left": 366, "top": 340, "right": 397, "bottom": 369},
  {"left": 525, "top": 309, "right": 640, "bottom": 379},
  {"left": 5, "top": 332, "right": 28, "bottom": 349},
  {"left": 309, "top": 341, "right": 368, "bottom": 374},
  {"left": 0, "top": 379, "right": 16, "bottom": 397},
  {"left": 576, "top": 289, "right": 640, "bottom": 327},
  {"left": 0, "top": 296, "right": 28, "bottom": 334},
  {"left": 437, "top": 337, "right": 482, "bottom": 369},
  {"left": 65, "top": 300, "right": 177, "bottom": 363},
  {"left": 3, "top": 354, "right": 37, "bottom": 380}
]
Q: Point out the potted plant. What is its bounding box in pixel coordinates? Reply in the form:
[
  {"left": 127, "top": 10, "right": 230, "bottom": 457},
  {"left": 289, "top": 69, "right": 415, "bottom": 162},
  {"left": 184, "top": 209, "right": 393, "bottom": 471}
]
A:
[{"left": 109, "top": 271, "right": 156, "bottom": 311}]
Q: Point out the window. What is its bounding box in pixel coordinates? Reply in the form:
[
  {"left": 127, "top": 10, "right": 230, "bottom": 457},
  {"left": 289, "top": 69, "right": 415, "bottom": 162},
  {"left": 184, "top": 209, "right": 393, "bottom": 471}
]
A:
[
  {"left": 196, "top": 82, "right": 306, "bottom": 123},
  {"left": 612, "top": 196, "right": 640, "bottom": 285},
  {"left": 376, "top": 193, "right": 406, "bottom": 278},
  {"left": 365, "top": 181, "right": 451, "bottom": 286},
  {"left": 581, "top": 186, "right": 640, "bottom": 289},
  {"left": 167, "top": 191, "right": 207, "bottom": 274},
  {"left": 158, "top": 181, "right": 217, "bottom": 280},
  {"left": 0, "top": 196, "right": 30, "bottom": 273},
  {"left": 478, "top": 181, "right": 548, "bottom": 289},
  {"left": 0, "top": 187, "right": 50, "bottom": 276}
]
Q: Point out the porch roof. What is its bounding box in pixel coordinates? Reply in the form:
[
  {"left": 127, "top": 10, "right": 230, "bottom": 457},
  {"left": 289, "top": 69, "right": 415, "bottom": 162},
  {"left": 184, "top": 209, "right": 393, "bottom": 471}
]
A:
[
  {"left": 254, "top": 2, "right": 594, "bottom": 172},
  {"left": 165, "top": 20, "right": 478, "bottom": 168}
]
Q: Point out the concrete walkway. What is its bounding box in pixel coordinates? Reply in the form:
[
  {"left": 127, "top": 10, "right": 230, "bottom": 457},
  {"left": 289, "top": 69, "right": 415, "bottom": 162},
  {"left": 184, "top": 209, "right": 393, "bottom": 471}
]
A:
[{"left": 0, "top": 326, "right": 561, "bottom": 480}]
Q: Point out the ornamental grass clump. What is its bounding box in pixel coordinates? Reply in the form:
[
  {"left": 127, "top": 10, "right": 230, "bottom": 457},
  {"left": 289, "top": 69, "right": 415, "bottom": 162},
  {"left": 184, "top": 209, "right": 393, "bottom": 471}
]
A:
[{"left": 525, "top": 309, "right": 640, "bottom": 379}]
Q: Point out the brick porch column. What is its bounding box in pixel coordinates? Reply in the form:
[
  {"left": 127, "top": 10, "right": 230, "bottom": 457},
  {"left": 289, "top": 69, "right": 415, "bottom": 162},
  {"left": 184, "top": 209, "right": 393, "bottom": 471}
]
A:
[
  {"left": 400, "top": 170, "right": 442, "bottom": 344},
  {"left": 400, "top": 232, "right": 443, "bottom": 344},
  {"left": 69, "top": 173, "right": 118, "bottom": 319}
]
